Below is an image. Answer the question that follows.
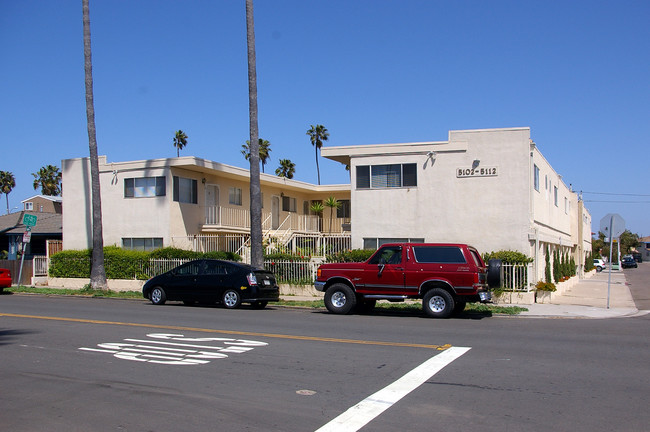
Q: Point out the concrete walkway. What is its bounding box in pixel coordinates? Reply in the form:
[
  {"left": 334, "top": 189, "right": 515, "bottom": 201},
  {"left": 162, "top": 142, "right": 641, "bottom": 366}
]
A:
[{"left": 518, "top": 270, "right": 643, "bottom": 318}]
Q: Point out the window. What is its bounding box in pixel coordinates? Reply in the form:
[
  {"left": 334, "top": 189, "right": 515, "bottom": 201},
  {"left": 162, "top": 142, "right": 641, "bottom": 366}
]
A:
[
  {"left": 368, "top": 246, "right": 402, "bottom": 265},
  {"left": 413, "top": 246, "right": 466, "bottom": 264},
  {"left": 229, "top": 187, "right": 242, "bottom": 206},
  {"left": 122, "top": 238, "right": 163, "bottom": 251},
  {"left": 363, "top": 237, "right": 425, "bottom": 250},
  {"left": 337, "top": 199, "right": 351, "bottom": 219},
  {"left": 24, "top": 202, "right": 33, "bottom": 210},
  {"left": 554, "top": 186, "right": 558, "bottom": 206},
  {"left": 356, "top": 166, "right": 370, "bottom": 189},
  {"left": 533, "top": 165, "right": 540, "bottom": 192},
  {"left": 204, "top": 261, "right": 231, "bottom": 275},
  {"left": 172, "top": 176, "right": 197, "bottom": 204},
  {"left": 357, "top": 164, "right": 417, "bottom": 189},
  {"left": 282, "top": 196, "right": 296, "bottom": 212},
  {"left": 125, "top": 176, "right": 166, "bottom": 198}
]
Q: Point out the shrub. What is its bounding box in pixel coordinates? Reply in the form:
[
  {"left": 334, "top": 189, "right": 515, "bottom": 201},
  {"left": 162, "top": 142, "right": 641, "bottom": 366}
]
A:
[
  {"left": 49, "top": 246, "right": 241, "bottom": 280},
  {"left": 326, "top": 249, "right": 375, "bottom": 263},
  {"left": 482, "top": 250, "right": 533, "bottom": 264},
  {"left": 535, "top": 280, "right": 557, "bottom": 292}
]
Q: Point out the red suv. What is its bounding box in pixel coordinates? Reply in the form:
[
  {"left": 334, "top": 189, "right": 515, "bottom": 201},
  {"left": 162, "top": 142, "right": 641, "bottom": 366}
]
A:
[{"left": 315, "top": 243, "right": 501, "bottom": 318}]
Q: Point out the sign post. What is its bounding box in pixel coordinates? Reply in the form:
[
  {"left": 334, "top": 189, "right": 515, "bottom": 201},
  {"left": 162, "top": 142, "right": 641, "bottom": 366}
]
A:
[
  {"left": 18, "top": 214, "right": 38, "bottom": 287},
  {"left": 599, "top": 213, "right": 625, "bottom": 309}
]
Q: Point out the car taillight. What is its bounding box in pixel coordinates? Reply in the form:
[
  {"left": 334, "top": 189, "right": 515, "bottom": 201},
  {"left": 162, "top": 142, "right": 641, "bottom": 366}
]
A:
[
  {"left": 247, "top": 273, "right": 258, "bottom": 286},
  {"left": 317, "top": 268, "right": 321, "bottom": 278}
]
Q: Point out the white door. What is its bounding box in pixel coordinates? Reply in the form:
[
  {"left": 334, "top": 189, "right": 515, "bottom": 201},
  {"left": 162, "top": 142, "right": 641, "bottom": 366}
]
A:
[
  {"left": 205, "top": 185, "right": 219, "bottom": 224},
  {"left": 272, "top": 196, "right": 280, "bottom": 229}
]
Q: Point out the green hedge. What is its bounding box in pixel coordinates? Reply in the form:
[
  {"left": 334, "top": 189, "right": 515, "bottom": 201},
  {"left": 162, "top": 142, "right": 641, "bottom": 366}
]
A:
[
  {"left": 326, "top": 249, "right": 375, "bottom": 263},
  {"left": 49, "top": 247, "right": 241, "bottom": 280},
  {"left": 482, "top": 250, "right": 533, "bottom": 264}
]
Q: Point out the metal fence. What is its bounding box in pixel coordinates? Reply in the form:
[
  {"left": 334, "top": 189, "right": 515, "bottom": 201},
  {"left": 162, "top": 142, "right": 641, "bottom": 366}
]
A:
[
  {"left": 501, "top": 263, "right": 533, "bottom": 292},
  {"left": 263, "top": 260, "right": 319, "bottom": 285}
]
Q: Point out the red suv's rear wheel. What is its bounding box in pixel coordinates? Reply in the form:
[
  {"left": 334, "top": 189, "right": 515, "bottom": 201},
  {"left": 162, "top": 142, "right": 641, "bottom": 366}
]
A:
[{"left": 423, "top": 288, "right": 454, "bottom": 318}]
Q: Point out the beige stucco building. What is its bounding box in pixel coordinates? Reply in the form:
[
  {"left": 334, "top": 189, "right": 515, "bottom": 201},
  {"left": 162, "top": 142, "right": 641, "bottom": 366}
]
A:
[
  {"left": 62, "top": 156, "right": 351, "bottom": 258},
  {"left": 61, "top": 127, "right": 591, "bottom": 284},
  {"left": 322, "top": 127, "right": 592, "bottom": 282}
]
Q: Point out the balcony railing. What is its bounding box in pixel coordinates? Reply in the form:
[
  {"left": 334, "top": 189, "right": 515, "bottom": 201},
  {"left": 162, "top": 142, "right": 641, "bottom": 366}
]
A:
[{"left": 203, "top": 205, "right": 347, "bottom": 234}]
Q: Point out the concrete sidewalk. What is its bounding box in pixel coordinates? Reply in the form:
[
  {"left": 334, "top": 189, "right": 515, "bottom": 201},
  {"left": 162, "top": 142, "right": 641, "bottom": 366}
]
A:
[{"left": 518, "top": 270, "right": 642, "bottom": 319}]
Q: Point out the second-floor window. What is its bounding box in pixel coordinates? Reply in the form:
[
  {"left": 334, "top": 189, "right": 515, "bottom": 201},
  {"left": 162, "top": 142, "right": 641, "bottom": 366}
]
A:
[
  {"left": 533, "top": 165, "right": 540, "bottom": 191},
  {"left": 229, "top": 187, "right": 242, "bottom": 206},
  {"left": 173, "top": 176, "right": 197, "bottom": 204},
  {"left": 124, "top": 176, "right": 166, "bottom": 198},
  {"left": 356, "top": 163, "right": 417, "bottom": 189},
  {"left": 282, "top": 196, "right": 296, "bottom": 212}
]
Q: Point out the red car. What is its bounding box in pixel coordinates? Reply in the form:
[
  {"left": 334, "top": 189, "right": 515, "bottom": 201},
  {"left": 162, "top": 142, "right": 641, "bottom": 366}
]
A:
[{"left": 0, "top": 268, "right": 12, "bottom": 290}]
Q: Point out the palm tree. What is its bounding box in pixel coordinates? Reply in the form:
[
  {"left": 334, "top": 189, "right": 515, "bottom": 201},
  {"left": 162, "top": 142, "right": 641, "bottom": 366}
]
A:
[
  {"left": 275, "top": 159, "right": 295, "bottom": 179},
  {"left": 32, "top": 165, "right": 62, "bottom": 196},
  {"left": 241, "top": 138, "right": 271, "bottom": 173},
  {"left": 309, "top": 201, "right": 324, "bottom": 232},
  {"left": 173, "top": 130, "right": 188, "bottom": 157},
  {"left": 246, "top": 0, "right": 263, "bottom": 268},
  {"left": 0, "top": 171, "right": 16, "bottom": 214},
  {"left": 307, "top": 124, "right": 329, "bottom": 185},
  {"left": 324, "top": 196, "right": 341, "bottom": 233},
  {"left": 82, "top": 0, "right": 108, "bottom": 290}
]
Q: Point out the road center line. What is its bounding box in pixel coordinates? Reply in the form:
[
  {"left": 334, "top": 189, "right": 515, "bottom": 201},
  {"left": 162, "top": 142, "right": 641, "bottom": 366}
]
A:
[
  {"left": 0, "top": 313, "right": 450, "bottom": 350},
  {"left": 315, "top": 346, "right": 471, "bottom": 432}
]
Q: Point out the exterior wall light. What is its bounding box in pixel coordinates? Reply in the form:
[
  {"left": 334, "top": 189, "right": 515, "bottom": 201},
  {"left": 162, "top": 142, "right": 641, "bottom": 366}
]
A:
[{"left": 472, "top": 159, "right": 480, "bottom": 168}]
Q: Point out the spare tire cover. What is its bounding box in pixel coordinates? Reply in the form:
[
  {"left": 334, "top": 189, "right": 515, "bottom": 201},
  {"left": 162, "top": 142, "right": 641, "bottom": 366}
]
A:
[{"left": 487, "top": 259, "right": 502, "bottom": 288}]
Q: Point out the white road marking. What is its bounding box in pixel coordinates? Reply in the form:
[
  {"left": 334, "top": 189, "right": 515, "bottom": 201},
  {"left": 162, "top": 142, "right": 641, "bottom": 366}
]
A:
[
  {"left": 79, "top": 333, "right": 268, "bottom": 365},
  {"left": 315, "top": 346, "right": 471, "bottom": 432}
]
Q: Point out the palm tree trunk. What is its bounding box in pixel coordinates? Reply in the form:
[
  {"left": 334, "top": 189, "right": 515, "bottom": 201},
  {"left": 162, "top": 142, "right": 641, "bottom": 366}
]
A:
[
  {"left": 82, "top": 0, "right": 107, "bottom": 290},
  {"left": 315, "top": 149, "right": 321, "bottom": 185},
  {"left": 246, "top": 0, "right": 263, "bottom": 268}
]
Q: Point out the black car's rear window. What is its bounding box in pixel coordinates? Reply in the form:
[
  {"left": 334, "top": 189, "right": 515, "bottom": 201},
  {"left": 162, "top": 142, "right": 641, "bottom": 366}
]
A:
[
  {"left": 204, "top": 261, "right": 231, "bottom": 275},
  {"left": 412, "top": 246, "right": 466, "bottom": 264}
]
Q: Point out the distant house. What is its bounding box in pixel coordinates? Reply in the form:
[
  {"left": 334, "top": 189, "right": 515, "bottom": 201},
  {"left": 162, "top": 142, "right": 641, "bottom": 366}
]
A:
[
  {"left": 0, "top": 210, "right": 62, "bottom": 259},
  {"left": 22, "top": 195, "right": 63, "bottom": 214},
  {"left": 638, "top": 236, "right": 650, "bottom": 261}
]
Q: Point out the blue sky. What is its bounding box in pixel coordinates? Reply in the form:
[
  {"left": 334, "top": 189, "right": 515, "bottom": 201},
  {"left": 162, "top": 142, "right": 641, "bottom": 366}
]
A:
[{"left": 1, "top": 0, "right": 649, "bottom": 236}]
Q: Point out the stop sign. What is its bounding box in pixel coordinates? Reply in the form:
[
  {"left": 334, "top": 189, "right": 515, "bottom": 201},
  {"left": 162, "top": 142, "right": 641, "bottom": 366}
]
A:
[{"left": 600, "top": 213, "right": 625, "bottom": 239}]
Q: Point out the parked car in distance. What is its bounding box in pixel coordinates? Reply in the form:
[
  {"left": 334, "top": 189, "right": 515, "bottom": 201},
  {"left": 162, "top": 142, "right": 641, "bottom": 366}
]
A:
[
  {"left": 142, "top": 259, "right": 279, "bottom": 309},
  {"left": 621, "top": 256, "right": 638, "bottom": 269},
  {"left": 593, "top": 259, "right": 607, "bottom": 272},
  {"left": 0, "top": 268, "right": 11, "bottom": 291},
  {"left": 631, "top": 252, "right": 642, "bottom": 263}
]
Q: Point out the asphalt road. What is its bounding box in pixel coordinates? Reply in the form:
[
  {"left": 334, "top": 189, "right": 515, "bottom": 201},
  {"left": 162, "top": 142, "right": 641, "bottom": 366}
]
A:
[
  {"left": 624, "top": 261, "right": 650, "bottom": 310},
  {"left": 1, "top": 292, "right": 649, "bottom": 432}
]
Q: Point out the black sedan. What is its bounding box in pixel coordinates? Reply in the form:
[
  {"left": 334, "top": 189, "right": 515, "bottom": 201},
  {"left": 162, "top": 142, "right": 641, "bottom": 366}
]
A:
[
  {"left": 621, "top": 256, "right": 638, "bottom": 269},
  {"left": 142, "top": 259, "right": 279, "bottom": 309}
]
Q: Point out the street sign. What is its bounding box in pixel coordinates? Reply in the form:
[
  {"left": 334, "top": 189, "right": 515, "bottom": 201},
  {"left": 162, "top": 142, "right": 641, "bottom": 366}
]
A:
[
  {"left": 600, "top": 213, "right": 625, "bottom": 238},
  {"left": 23, "top": 231, "right": 31, "bottom": 244},
  {"left": 23, "top": 214, "right": 37, "bottom": 227}
]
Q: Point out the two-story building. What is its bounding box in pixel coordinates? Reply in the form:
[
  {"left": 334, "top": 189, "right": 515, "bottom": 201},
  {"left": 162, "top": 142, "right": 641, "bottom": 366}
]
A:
[
  {"left": 321, "top": 127, "right": 592, "bottom": 282},
  {"left": 61, "top": 127, "right": 591, "bottom": 284},
  {"left": 62, "top": 156, "right": 351, "bottom": 259}
]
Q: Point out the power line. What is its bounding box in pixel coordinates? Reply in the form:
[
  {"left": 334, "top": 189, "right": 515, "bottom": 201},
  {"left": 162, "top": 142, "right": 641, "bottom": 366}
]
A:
[
  {"left": 581, "top": 191, "right": 650, "bottom": 197},
  {"left": 583, "top": 200, "right": 650, "bottom": 204}
]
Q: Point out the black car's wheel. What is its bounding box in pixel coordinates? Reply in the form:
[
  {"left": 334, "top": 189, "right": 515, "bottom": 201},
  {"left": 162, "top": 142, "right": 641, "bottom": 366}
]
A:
[
  {"left": 222, "top": 289, "right": 242, "bottom": 309},
  {"left": 324, "top": 283, "right": 356, "bottom": 314},
  {"left": 422, "top": 288, "right": 454, "bottom": 318},
  {"left": 150, "top": 286, "right": 167, "bottom": 305},
  {"left": 251, "top": 301, "right": 268, "bottom": 309}
]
